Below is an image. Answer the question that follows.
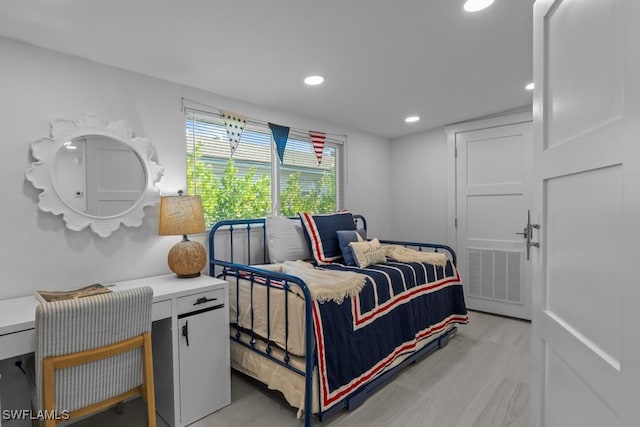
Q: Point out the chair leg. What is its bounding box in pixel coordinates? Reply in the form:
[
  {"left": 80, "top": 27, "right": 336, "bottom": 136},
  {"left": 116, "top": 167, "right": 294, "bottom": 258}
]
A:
[
  {"left": 115, "top": 401, "right": 123, "bottom": 415},
  {"left": 147, "top": 401, "right": 156, "bottom": 427},
  {"left": 42, "top": 359, "right": 56, "bottom": 427},
  {"left": 143, "top": 333, "right": 156, "bottom": 427}
]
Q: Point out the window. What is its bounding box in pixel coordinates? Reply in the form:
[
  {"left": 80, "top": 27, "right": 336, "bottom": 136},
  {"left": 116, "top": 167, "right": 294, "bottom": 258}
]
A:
[{"left": 186, "top": 110, "right": 344, "bottom": 226}]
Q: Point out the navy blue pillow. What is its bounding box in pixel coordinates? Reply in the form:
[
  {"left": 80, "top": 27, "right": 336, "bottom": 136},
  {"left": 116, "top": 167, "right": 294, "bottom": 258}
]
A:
[
  {"left": 336, "top": 229, "right": 367, "bottom": 266},
  {"left": 299, "top": 212, "right": 356, "bottom": 265}
]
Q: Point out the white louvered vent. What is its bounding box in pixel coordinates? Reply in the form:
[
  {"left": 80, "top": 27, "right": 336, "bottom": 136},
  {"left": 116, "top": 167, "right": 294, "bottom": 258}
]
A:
[{"left": 467, "top": 249, "right": 522, "bottom": 303}]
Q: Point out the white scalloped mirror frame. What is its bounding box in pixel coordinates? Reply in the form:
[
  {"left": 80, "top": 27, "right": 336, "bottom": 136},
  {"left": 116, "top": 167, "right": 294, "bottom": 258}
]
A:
[{"left": 26, "top": 114, "right": 164, "bottom": 237}]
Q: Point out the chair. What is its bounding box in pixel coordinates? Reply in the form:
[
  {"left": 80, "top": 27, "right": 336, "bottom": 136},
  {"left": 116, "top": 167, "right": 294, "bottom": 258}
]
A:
[{"left": 32, "top": 287, "right": 156, "bottom": 427}]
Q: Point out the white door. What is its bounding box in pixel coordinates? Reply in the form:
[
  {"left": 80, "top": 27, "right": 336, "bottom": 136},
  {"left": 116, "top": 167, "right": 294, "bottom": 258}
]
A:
[
  {"left": 456, "top": 121, "right": 533, "bottom": 320},
  {"left": 531, "top": 0, "right": 640, "bottom": 426}
]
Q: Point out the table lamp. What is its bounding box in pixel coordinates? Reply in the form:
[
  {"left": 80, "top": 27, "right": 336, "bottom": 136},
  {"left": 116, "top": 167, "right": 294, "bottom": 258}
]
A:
[{"left": 159, "top": 191, "right": 207, "bottom": 278}]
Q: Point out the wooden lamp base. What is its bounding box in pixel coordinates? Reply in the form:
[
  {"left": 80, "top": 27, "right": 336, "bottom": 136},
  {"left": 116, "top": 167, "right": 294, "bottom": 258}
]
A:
[{"left": 167, "top": 238, "right": 206, "bottom": 278}]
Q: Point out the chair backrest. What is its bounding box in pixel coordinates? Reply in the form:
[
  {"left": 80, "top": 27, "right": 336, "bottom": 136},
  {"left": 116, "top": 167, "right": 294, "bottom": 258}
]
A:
[{"left": 34, "top": 286, "right": 153, "bottom": 413}]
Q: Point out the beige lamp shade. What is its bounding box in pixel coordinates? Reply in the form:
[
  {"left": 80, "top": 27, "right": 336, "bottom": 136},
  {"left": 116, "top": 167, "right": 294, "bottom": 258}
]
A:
[
  {"left": 158, "top": 194, "right": 207, "bottom": 278},
  {"left": 159, "top": 195, "right": 206, "bottom": 236}
]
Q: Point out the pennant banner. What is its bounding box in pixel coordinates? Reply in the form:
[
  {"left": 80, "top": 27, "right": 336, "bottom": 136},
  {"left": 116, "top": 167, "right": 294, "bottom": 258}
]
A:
[
  {"left": 268, "top": 122, "right": 290, "bottom": 163},
  {"left": 222, "top": 110, "right": 247, "bottom": 156},
  {"left": 309, "top": 130, "right": 326, "bottom": 165}
]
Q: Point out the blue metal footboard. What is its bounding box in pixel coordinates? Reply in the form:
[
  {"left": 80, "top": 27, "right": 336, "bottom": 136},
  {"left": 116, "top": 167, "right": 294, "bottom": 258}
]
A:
[
  {"left": 209, "top": 218, "right": 317, "bottom": 426},
  {"left": 208, "top": 216, "right": 458, "bottom": 426}
]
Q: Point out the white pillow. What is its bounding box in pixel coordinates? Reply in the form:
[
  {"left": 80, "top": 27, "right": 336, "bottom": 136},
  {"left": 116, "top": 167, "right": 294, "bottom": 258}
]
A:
[
  {"left": 349, "top": 238, "right": 387, "bottom": 268},
  {"left": 265, "top": 216, "right": 312, "bottom": 263}
]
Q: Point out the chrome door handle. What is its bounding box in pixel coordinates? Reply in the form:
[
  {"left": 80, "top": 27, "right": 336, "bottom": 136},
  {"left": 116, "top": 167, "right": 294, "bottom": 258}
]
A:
[{"left": 517, "top": 210, "right": 540, "bottom": 261}]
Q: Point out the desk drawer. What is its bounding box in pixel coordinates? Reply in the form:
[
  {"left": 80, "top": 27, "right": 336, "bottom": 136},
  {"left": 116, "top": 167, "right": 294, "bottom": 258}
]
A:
[
  {"left": 177, "top": 289, "right": 224, "bottom": 316},
  {"left": 152, "top": 299, "right": 172, "bottom": 321},
  {"left": 0, "top": 329, "right": 35, "bottom": 360}
]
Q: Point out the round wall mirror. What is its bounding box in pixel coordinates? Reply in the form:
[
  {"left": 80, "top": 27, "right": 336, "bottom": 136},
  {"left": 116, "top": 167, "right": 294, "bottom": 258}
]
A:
[
  {"left": 26, "top": 115, "right": 164, "bottom": 237},
  {"left": 53, "top": 135, "right": 147, "bottom": 217}
]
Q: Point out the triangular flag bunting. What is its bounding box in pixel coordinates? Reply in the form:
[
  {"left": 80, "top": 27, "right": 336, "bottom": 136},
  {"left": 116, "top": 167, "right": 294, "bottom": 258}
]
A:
[
  {"left": 222, "top": 111, "right": 247, "bottom": 156},
  {"left": 268, "top": 122, "right": 290, "bottom": 163},
  {"left": 309, "top": 131, "right": 326, "bottom": 165}
]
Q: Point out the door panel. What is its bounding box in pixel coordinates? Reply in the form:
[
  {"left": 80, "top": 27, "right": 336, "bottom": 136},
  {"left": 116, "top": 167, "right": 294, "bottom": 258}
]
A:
[
  {"left": 545, "top": 0, "right": 623, "bottom": 149},
  {"left": 467, "top": 134, "right": 524, "bottom": 185},
  {"left": 545, "top": 165, "right": 622, "bottom": 363},
  {"left": 544, "top": 344, "right": 618, "bottom": 426},
  {"left": 467, "top": 194, "right": 524, "bottom": 241},
  {"left": 456, "top": 122, "right": 532, "bottom": 320},
  {"left": 532, "top": 0, "right": 640, "bottom": 425}
]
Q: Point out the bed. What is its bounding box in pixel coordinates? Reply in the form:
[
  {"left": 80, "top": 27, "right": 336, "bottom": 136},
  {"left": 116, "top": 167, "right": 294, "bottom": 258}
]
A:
[{"left": 208, "top": 212, "right": 468, "bottom": 426}]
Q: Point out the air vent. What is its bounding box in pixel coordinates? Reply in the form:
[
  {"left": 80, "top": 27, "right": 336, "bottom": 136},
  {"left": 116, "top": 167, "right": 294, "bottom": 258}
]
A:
[{"left": 467, "top": 249, "right": 522, "bottom": 303}]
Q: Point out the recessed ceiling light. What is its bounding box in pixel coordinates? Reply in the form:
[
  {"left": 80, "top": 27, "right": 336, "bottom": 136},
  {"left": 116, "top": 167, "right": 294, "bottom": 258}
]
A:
[
  {"left": 525, "top": 82, "right": 535, "bottom": 90},
  {"left": 463, "top": 0, "right": 495, "bottom": 12},
  {"left": 304, "top": 75, "right": 324, "bottom": 86},
  {"left": 405, "top": 116, "right": 420, "bottom": 123}
]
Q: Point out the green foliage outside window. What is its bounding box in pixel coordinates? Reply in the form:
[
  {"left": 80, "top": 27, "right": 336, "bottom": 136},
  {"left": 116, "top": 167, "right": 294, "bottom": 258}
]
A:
[
  {"left": 187, "top": 151, "right": 270, "bottom": 225},
  {"left": 279, "top": 171, "right": 336, "bottom": 217},
  {"left": 187, "top": 147, "right": 336, "bottom": 227}
]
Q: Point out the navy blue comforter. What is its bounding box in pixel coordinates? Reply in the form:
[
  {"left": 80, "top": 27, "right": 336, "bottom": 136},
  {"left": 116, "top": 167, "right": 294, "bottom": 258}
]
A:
[{"left": 311, "top": 260, "right": 468, "bottom": 411}]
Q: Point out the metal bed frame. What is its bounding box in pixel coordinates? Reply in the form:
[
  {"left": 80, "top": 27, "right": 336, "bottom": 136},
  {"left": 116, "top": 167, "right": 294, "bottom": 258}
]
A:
[{"left": 208, "top": 215, "right": 458, "bottom": 426}]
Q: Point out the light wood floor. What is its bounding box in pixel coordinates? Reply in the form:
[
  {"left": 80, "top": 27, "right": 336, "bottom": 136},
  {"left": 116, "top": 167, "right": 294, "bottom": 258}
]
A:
[{"left": 76, "top": 310, "right": 530, "bottom": 427}]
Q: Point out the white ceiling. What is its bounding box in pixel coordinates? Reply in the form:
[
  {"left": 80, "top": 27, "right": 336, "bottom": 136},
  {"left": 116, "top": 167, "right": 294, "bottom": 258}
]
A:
[{"left": 0, "top": 0, "right": 533, "bottom": 139}]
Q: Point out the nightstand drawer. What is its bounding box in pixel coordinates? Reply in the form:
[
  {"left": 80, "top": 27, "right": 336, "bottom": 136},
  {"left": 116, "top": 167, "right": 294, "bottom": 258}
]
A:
[{"left": 177, "top": 288, "right": 224, "bottom": 316}]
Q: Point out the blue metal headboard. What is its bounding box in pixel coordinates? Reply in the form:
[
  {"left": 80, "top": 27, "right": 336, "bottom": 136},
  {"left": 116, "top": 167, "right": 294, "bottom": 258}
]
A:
[{"left": 208, "top": 214, "right": 367, "bottom": 269}]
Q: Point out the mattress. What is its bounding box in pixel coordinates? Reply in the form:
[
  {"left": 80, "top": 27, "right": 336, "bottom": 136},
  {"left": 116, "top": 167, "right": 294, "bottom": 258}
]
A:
[{"left": 228, "top": 263, "right": 308, "bottom": 357}]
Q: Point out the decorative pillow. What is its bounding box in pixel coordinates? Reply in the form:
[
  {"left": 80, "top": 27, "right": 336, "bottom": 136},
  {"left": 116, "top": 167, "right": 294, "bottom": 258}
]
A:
[
  {"left": 349, "top": 238, "right": 387, "bottom": 268},
  {"left": 265, "top": 216, "right": 311, "bottom": 263},
  {"left": 336, "top": 229, "right": 367, "bottom": 266},
  {"left": 299, "top": 212, "right": 356, "bottom": 265}
]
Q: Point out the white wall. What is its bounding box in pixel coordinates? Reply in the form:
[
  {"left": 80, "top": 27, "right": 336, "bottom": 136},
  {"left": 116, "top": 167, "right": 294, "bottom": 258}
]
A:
[
  {"left": 389, "top": 127, "right": 448, "bottom": 244},
  {"left": 0, "top": 37, "right": 391, "bottom": 300}
]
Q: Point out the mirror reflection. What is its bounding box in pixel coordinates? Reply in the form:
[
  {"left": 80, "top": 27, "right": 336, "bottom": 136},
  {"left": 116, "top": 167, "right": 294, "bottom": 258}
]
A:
[{"left": 53, "top": 135, "right": 146, "bottom": 217}]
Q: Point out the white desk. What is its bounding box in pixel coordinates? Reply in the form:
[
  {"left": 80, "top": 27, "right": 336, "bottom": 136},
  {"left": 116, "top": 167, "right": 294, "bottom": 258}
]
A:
[{"left": 0, "top": 274, "right": 230, "bottom": 427}]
